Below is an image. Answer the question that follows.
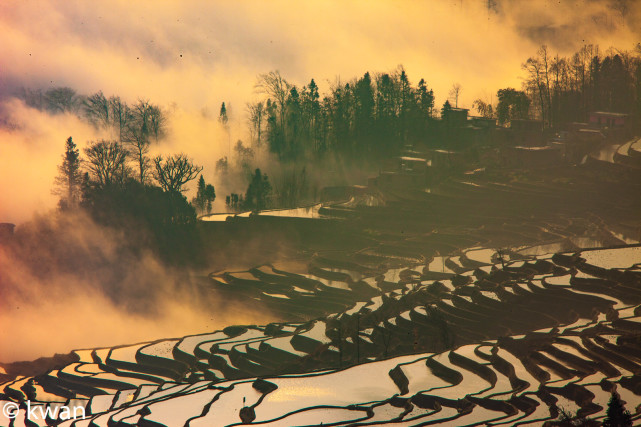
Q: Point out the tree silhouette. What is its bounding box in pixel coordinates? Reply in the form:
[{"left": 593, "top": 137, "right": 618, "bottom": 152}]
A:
[
  {"left": 84, "top": 140, "right": 129, "bottom": 188},
  {"left": 244, "top": 168, "right": 272, "bottom": 212},
  {"left": 441, "top": 100, "right": 453, "bottom": 119},
  {"left": 219, "top": 102, "right": 229, "bottom": 126},
  {"left": 125, "top": 99, "right": 156, "bottom": 183},
  {"left": 53, "top": 137, "right": 83, "bottom": 210},
  {"left": 215, "top": 156, "right": 229, "bottom": 176},
  {"left": 449, "top": 83, "right": 462, "bottom": 108},
  {"left": 192, "top": 175, "right": 216, "bottom": 214},
  {"left": 226, "top": 193, "right": 244, "bottom": 212},
  {"left": 83, "top": 91, "right": 111, "bottom": 128},
  {"left": 233, "top": 140, "right": 254, "bottom": 173},
  {"left": 603, "top": 393, "right": 632, "bottom": 427},
  {"left": 472, "top": 98, "right": 495, "bottom": 119},
  {"left": 496, "top": 88, "right": 530, "bottom": 125},
  {"left": 44, "top": 87, "right": 80, "bottom": 114},
  {"left": 256, "top": 71, "right": 290, "bottom": 129},
  {"left": 109, "top": 96, "right": 131, "bottom": 143},
  {"left": 247, "top": 101, "right": 265, "bottom": 147},
  {"left": 153, "top": 154, "right": 203, "bottom": 193}
]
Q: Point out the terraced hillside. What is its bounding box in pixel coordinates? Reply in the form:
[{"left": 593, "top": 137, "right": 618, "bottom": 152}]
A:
[
  {"left": 3, "top": 246, "right": 641, "bottom": 426},
  {"left": 2, "top": 138, "right": 641, "bottom": 426}
]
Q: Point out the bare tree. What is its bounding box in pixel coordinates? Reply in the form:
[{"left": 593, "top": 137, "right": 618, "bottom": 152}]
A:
[
  {"left": 148, "top": 105, "right": 167, "bottom": 142},
  {"left": 109, "top": 96, "right": 131, "bottom": 143},
  {"left": 448, "top": 83, "right": 462, "bottom": 108},
  {"left": 233, "top": 140, "right": 254, "bottom": 171},
  {"left": 153, "top": 154, "right": 203, "bottom": 193},
  {"left": 130, "top": 99, "right": 154, "bottom": 138},
  {"left": 472, "top": 98, "right": 494, "bottom": 118},
  {"left": 18, "top": 87, "right": 45, "bottom": 110},
  {"left": 256, "top": 71, "right": 290, "bottom": 128},
  {"left": 125, "top": 99, "right": 160, "bottom": 184},
  {"left": 246, "top": 101, "right": 265, "bottom": 147},
  {"left": 83, "top": 91, "right": 111, "bottom": 128},
  {"left": 45, "top": 87, "right": 80, "bottom": 114},
  {"left": 84, "top": 140, "right": 129, "bottom": 188},
  {"left": 127, "top": 130, "right": 152, "bottom": 184},
  {"left": 522, "top": 46, "right": 552, "bottom": 127}
]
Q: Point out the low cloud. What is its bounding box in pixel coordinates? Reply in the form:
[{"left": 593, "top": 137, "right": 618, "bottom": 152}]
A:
[
  {"left": 0, "top": 0, "right": 639, "bottom": 363},
  {"left": 0, "top": 210, "right": 274, "bottom": 362}
]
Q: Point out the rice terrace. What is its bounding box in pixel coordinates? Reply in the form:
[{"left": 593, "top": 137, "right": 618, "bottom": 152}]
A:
[{"left": 1, "top": 1, "right": 641, "bottom": 426}]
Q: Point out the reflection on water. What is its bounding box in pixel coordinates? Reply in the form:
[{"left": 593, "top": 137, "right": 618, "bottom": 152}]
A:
[
  {"left": 427, "top": 256, "right": 449, "bottom": 272},
  {"left": 200, "top": 212, "right": 234, "bottom": 221},
  {"left": 201, "top": 203, "right": 324, "bottom": 221},
  {"left": 258, "top": 204, "right": 323, "bottom": 218},
  {"left": 581, "top": 245, "right": 641, "bottom": 269},
  {"left": 517, "top": 242, "right": 571, "bottom": 256},
  {"left": 590, "top": 142, "right": 625, "bottom": 162}
]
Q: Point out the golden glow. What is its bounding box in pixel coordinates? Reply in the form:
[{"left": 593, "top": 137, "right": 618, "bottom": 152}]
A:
[{"left": 1, "top": 0, "right": 639, "bottom": 221}]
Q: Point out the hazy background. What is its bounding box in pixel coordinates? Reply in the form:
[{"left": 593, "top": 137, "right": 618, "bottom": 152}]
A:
[{"left": 1, "top": 0, "right": 640, "bottom": 362}]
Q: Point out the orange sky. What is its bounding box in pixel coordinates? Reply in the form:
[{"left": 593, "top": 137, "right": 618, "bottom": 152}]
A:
[{"left": 0, "top": 0, "right": 639, "bottom": 222}]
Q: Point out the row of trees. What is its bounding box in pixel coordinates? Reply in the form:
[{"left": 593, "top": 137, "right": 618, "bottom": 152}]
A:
[
  {"left": 47, "top": 44, "right": 641, "bottom": 220},
  {"left": 246, "top": 68, "right": 435, "bottom": 161},
  {"left": 473, "top": 88, "right": 531, "bottom": 126},
  {"left": 53, "top": 136, "right": 211, "bottom": 264},
  {"left": 22, "top": 87, "right": 169, "bottom": 184},
  {"left": 249, "top": 46, "right": 641, "bottom": 163},
  {"left": 472, "top": 45, "right": 641, "bottom": 130},
  {"left": 521, "top": 44, "right": 641, "bottom": 128},
  {"left": 225, "top": 168, "right": 272, "bottom": 213},
  {"left": 21, "top": 87, "right": 166, "bottom": 142},
  {"left": 53, "top": 136, "right": 206, "bottom": 210}
]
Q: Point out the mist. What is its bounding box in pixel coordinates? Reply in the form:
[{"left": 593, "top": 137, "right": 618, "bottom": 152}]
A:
[
  {"left": 0, "top": 210, "right": 276, "bottom": 362},
  {"left": 2, "top": 0, "right": 640, "bottom": 222},
  {"left": 1, "top": 0, "right": 640, "bottom": 362}
]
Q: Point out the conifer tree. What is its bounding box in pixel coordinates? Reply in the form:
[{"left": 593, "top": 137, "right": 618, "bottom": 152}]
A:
[
  {"left": 53, "top": 136, "right": 83, "bottom": 210},
  {"left": 603, "top": 393, "right": 632, "bottom": 427}
]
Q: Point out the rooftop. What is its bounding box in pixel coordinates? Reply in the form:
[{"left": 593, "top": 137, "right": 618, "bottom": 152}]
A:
[{"left": 590, "top": 111, "right": 628, "bottom": 118}]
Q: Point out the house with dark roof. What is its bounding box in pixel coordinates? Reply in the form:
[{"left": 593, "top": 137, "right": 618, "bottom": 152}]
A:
[{"left": 588, "top": 111, "right": 628, "bottom": 128}]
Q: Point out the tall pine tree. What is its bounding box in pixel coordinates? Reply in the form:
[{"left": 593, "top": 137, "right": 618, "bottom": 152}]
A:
[{"left": 53, "top": 136, "right": 83, "bottom": 210}]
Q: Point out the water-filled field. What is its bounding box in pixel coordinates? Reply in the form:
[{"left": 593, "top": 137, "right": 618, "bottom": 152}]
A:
[{"left": 2, "top": 140, "right": 641, "bottom": 426}]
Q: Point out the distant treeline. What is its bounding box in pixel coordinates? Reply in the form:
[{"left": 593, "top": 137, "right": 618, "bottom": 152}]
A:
[
  {"left": 19, "top": 87, "right": 167, "bottom": 143},
  {"left": 248, "top": 68, "right": 436, "bottom": 161},
  {"left": 20, "top": 44, "right": 641, "bottom": 224},
  {"left": 474, "top": 46, "right": 641, "bottom": 129},
  {"left": 249, "top": 45, "right": 641, "bottom": 163},
  {"left": 520, "top": 45, "right": 641, "bottom": 129}
]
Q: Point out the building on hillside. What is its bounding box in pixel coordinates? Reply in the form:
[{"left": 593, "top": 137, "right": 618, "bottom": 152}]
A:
[
  {"left": 442, "top": 108, "right": 469, "bottom": 127},
  {"left": 588, "top": 111, "right": 628, "bottom": 128}
]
